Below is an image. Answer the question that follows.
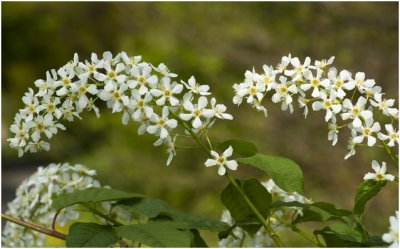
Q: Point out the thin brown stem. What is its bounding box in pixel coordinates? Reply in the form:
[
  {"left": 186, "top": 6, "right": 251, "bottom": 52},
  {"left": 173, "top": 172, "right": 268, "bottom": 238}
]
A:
[{"left": 2, "top": 213, "right": 66, "bottom": 240}]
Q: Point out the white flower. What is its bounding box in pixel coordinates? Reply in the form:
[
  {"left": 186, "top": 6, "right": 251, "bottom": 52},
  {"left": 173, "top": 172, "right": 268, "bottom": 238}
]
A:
[
  {"left": 344, "top": 129, "right": 358, "bottom": 159},
  {"left": 70, "top": 77, "right": 99, "bottom": 110},
  {"left": 41, "top": 94, "right": 62, "bottom": 119},
  {"left": 153, "top": 63, "right": 177, "bottom": 78},
  {"left": 154, "top": 135, "right": 177, "bottom": 166},
  {"left": 180, "top": 96, "right": 215, "bottom": 129},
  {"left": 285, "top": 56, "right": 311, "bottom": 81},
  {"left": 77, "top": 53, "right": 105, "bottom": 79},
  {"left": 314, "top": 56, "right": 335, "bottom": 71},
  {"left": 311, "top": 91, "right": 342, "bottom": 122},
  {"left": 147, "top": 106, "right": 178, "bottom": 139},
  {"left": 271, "top": 76, "right": 298, "bottom": 113},
  {"left": 181, "top": 76, "right": 211, "bottom": 95},
  {"left": 352, "top": 72, "right": 376, "bottom": 93},
  {"left": 378, "top": 124, "right": 399, "bottom": 147},
  {"left": 150, "top": 77, "right": 183, "bottom": 106},
  {"left": 327, "top": 68, "right": 355, "bottom": 99},
  {"left": 341, "top": 96, "right": 373, "bottom": 127},
  {"left": 276, "top": 54, "right": 292, "bottom": 72},
  {"left": 363, "top": 160, "right": 395, "bottom": 182},
  {"left": 211, "top": 98, "right": 233, "bottom": 120},
  {"left": 55, "top": 67, "right": 76, "bottom": 96},
  {"left": 382, "top": 211, "right": 399, "bottom": 248},
  {"left": 20, "top": 88, "right": 43, "bottom": 121},
  {"left": 204, "top": 146, "right": 238, "bottom": 175},
  {"left": 370, "top": 93, "right": 398, "bottom": 117},
  {"left": 353, "top": 118, "right": 381, "bottom": 146},
  {"left": 236, "top": 70, "right": 265, "bottom": 105},
  {"left": 328, "top": 122, "right": 339, "bottom": 145},
  {"left": 34, "top": 70, "right": 59, "bottom": 97},
  {"left": 121, "top": 51, "right": 142, "bottom": 68},
  {"left": 301, "top": 69, "right": 330, "bottom": 98},
  {"left": 128, "top": 65, "right": 158, "bottom": 95},
  {"left": 94, "top": 61, "right": 126, "bottom": 92},
  {"left": 98, "top": 83, "right": 129, "bottom": 113},
  {"left": 130, "top": 91, "right": 154, "bottom": 121}
]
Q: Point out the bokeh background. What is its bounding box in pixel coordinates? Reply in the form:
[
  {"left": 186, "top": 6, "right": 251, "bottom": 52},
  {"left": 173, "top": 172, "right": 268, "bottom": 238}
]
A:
[{"left": 2, "top": 2, "right": 398, "bottom": 247}]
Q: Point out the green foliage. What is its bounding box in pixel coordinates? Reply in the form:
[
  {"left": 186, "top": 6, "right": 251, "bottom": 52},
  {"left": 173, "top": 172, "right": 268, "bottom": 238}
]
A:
[
  {"left": 314, "top": 223, "right": 388, "bottom": 247},
  {"left": 216, "top": 139, "right": 257, "bottom": 158},
  {"left": 220, "top": 178, "right": 271, "bottom": 234},
  {"left": 52, "top": 187, "right": 144, "bottom": 210},
  {"left": 237, "top": 153, "right": 305, "bottom": 195},
  {"left": 66, "top": 223, "right": 118, "bottom": 247},
  {"left": 120, "top": 198, "right": 170, "bottom": 218},
  {"left": 190, "top": 229, "right": 208, "bottom": 247},
  {"left": 115, "top": 223, "right": 193, "bottom": 247},
  {"left": 353, "top": 180, "right": 386, "bottom": 217},
  {"left": 272, "top": 201, "right": 352, "bottom": 224}
]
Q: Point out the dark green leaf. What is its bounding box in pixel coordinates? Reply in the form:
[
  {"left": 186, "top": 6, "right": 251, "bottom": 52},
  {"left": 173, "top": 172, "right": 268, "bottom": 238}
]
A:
[
  {"left": 272, "top": 201, "right": 352, "bottom": 224},
  {"left": 190, "top": 229, "right": 208, "bottom": 247},
  {"left": 220, "top": 178, "right": 271, "bottom": 234},
  {"left": 171, "top": 211, "right": 230, "bottom": 232},
  {"left": 237, "top": 153, "right": 305, "bottom": 195},
  {"left": 216, "top": 139, "right": 257, "bottom": 158},
  {"left": 353, "top": 180, "right": 386, "bottom": 217},
  {"left": 52, "top": 188, "right": 143, "bottom": 210},
  {"left": 115, "top": 223, "right": 192, "bottom": 247},
  {"left": 120, "top": 198, "right": 170, "bottom": 218},
  {"left": 315, "top": 223, "right": 364, "bottom": 247},
  {"left": 66, "top": 223, "right": 118, "bottom": 247}
]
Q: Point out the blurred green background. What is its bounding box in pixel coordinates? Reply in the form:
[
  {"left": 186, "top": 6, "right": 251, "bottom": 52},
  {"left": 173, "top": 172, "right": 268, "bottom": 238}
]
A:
[{"left": 2, "top": 2, "right": 398, "bottom": 247}]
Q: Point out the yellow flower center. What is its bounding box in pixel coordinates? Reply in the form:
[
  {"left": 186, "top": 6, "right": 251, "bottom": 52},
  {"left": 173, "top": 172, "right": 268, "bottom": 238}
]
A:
[
  {"left": 112, "top": 91, "right": 121, "bottom": 100},
  {"left": 79, "top": 86, "right": 86, "bottom": 94},
  {"left": 157, "top": 118, "right": 165, "bottom": 126},
  {"left": 108, "top": 71, "right": 116, "bottom": 79},
  {"left": 62, "top": 78, "right": 70, "bottom": 86},
  {"left": 311, "top": 78, "right": 319, "bottom": 86}
]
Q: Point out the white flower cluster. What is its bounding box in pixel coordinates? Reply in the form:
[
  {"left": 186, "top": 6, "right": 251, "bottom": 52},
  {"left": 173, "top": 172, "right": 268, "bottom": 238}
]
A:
[
  {"left": 2, "top": 163, "right": 102, "bottom": 247},
  {"left": 382, "top": 211, "right": 399, "bottom": 248},
  {"left": 232, "top": 54, "right": 398, "bottom": 159},
  {"left": 218, "top": 179, "right": 311, "bottom": 247},
  {"left": 8, "top": 52, "right": 232, "bottom": 166}
]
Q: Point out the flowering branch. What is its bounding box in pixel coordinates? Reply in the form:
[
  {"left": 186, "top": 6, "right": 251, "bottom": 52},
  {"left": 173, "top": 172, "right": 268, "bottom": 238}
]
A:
[{"left": 1, "top": 213, "right": 66, "bottom": 241}]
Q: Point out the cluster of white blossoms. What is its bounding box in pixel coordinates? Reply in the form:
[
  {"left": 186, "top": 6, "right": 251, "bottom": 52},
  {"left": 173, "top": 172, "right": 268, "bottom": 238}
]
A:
[
  {"left": 382, "top": 211, "right": 399, "bottom": 248},
  {"left": 218, "top": 179, "right": 312, "bottom": 247},
  {"left": 8, "top": 52, "right": 232, "bottom": 166},
  {"left": 2, "top": 163, "right": 103, "bottom": 247},
  {"left": 232, "top": 54, "right": 398, "bottom": 160}
]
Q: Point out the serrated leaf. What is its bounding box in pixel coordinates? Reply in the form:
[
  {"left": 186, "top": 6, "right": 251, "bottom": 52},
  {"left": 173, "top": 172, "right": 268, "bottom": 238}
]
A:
[
  {"left": 353, "top": 180, "right": 386, "bottom": 217},
  {"left": 52, "top": 187, "right": 144, "bottom": 210},
  {"left": 237, "top": 153, "right": 305, "bottom": 195},
  {"left": 216, "top": 139, "right": 257, "bottom": 158},
  {"left": 220, "top": 178, "right": 271, "bottom": 234},
  {"left": 115, "top": 223, "right": 192, "bottom": 247},
  {"left": 66, "top": 223, "right": 118, "bottom": 247}
]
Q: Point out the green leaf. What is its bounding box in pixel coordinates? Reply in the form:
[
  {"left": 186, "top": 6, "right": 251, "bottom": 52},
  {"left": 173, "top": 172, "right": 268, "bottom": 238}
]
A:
[
  {"left": 66, "top": 223, "right": 118, "bottom": 247},
  {"left": 315, "top": 223, "right": 364, "bottom": 247},
  {"left": 52, "top": 188, "right": 144, "bottom": 210},
  {"left": 115, "top": 223, "right": 192, "bottom": 247},
  {"left": 190, "top": 229, "right": 208, "bottom": 247},
  {"left": 272, "top": 201, "right": 352, "bottom": 224},
  {"left": 120, "top": 198, "right": 170, "bottom": 218},
  {"left": 171, "top": 211, "right": 230, "bottom": 232},
  {"left": 353, "top": 180, "right": 386, "bottom": 217},
  {"left": 216, "top": 139, "right": 257, "bottom": 158},
  {"left": 220, "top": 178, "right": 271, "bottom": 234},
  {"left": 237, "top": 153, "right": 305, "bottom": 195}
]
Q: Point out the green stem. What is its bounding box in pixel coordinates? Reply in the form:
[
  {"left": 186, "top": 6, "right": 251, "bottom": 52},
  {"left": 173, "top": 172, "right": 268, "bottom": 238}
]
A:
[
  {"left": 225, "top": 173, "right": 285, "bottom": 247},
  {"left": 381, "top": 140, "right": 398, "bottom": 168},
  {"left": 276, "top": 216, "right": 323, "bottom": 247},
  {"left": 2, "top": 213, "right": 66, "bottom": 240},
  {"left": 171, "top": 111, "right": 284, "bottom": 246}
]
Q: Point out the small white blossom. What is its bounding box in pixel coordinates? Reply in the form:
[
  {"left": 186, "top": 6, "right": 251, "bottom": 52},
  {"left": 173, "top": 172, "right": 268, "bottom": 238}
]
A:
[
  {"left": 150, "top": 77, "right": 183, "bottom": 106},
  {"left": 312, "top": 91, "right": 342, "bottom": 122},
  {"left": 341, "top": 96, "right": 373, "bottom": 127},
  {"left": 147, "top": 106, "right": 178, "bottom": 139},
  {"left": 353, "top": 118, "right": 381, "bottom": 146},
  {"left": 363, "top": 160, "right": 395, "bottom": 182},
  {"left": 370, "top": 93, "right": 398, "bottom": 117},
  {"left": 180, "top": 96, "right": 215, "bottom": 129},
  {"left": 378, "top": 124, "right": 399, "bottom": 147},
  {"left": 382, "top": 211, "right": 399, "bottom": 248},
  {"left": 204, "top": 146, "right": 238, "bottom": 175},
  {"left": 181, "top": 76, "right": 211, "bottom": 95}
]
